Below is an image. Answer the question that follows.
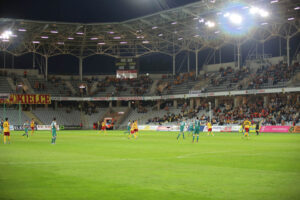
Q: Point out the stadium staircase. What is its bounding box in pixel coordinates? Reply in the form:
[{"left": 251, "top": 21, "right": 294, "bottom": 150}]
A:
[
  {"left": 115, "top": 107, "right": 131, "bottom": 129},
  {"left": 80, "top": 112, "right": 89, "bottom": 129},
  {"left": 89, "top": 82, "right": 99, "bottom": 94},
  {"left": 23, "top": 111, "right": 43, "bottom": 125},
  {"left": 22, "top": 78, "right": 34, "bottom": 93},
  {"left": 0, "top": 77, "right": 14, "bottom": 93},
  {"left": 6, "top": 77, "right": 16, "bottom": 92},
  {"left": 65, "top": 81, "right": 76, "bottom": 95},
  {"left": 149, "top": 80, "right": 159, "bottom": 95}
]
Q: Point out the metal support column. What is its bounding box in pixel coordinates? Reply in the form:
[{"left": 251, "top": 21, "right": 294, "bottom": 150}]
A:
[
  {"left": 45, "top": 56, "right": 48, "bottom": 80},
  {"left": 33, "top": 52, "right": 35, "bottom": 69},
  {"left": 172, "top": 54, "right": 176, "bottom": 76},
  {"left": 237, "top": 44, "right": 241, "bottom": 68},
  {"left": 279, "top": 37, "right": 282, "bottom": 57},
  {"left": 195, "top": 50, "right": 199, "bottom": 77},
  {"left": 79, "top": 57, "right": 83, "bottom": 81},
  {"left": 187, "top": 51, "right": 190, "bottom": 73},
  {"left": 287, "top": 36, "right": 290, "bottom": 65}
]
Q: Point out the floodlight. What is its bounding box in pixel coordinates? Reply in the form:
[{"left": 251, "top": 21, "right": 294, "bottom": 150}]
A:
[
  {"left": 41, "top": 36, "right": 49, "bottom": 39},
  {"left": 288, "top": 17, "right": 295, "bottom": 21},
  {"left": 199, "top": 18, "right": 205, "bottom": 23},
  {"left": 67, "top": 37, "right": 74, "bottom": 40},
  {"left": 50, "top": 30, "right": 58, "bottom": 34},
  {"left": 90, "top": 37, "right": 98, "bottom": 40},
  {"left": 98, "top": 42, "right": 106, "bottom": 45},
  {"left": 270, "top": 0, "right": 279, "bottom": 3},
  {"left": 229, "top": 13, "right": 243, "bottom": 25},
  {"left": 142, "top": 40, "right": 149, "bottom": 44},
  {"left": 259, "top": 10, "right": 269, "bottom": 17},
  {"left": 120, "top": 41, "right": 127, "bottom": 44},
  {"left": 18, "top": 28, "right": 26, "bottom": 32},
  {"left": 205, "top": 21, "right": 215, "bottom": 28},
  {"left": 0, "top": 30, "right": 13, "bottom": 39},
  {"left": 250, "top": 7, "right": 259, "bottom": 14}
]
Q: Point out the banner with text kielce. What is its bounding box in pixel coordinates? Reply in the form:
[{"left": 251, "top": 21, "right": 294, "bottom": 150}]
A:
[{"left": 0, "top": 94, "right": 51, "bottom": 104}]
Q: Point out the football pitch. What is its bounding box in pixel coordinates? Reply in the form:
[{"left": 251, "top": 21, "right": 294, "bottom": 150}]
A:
[{"left": 0, "top": 130, "right": 299, "bottom": 200}]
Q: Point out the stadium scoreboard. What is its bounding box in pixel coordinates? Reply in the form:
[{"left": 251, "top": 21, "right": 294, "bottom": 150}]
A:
[
  {"left": 115, "top": 58, "right": 137, "bottom": 70},
  {"left": 116, "top": 58, "right": 138, "bottom": 79}
]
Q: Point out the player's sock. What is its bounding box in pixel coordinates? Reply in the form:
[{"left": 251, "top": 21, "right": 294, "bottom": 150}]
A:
[
  {"left": 54, "top": 137, "right": 56, "bottom": 143},
  {"left": 182, "top": 133, "right": 185, "bottom": 139},
  {"left": 128, "top": 134, "right": 131, "bottom": 139},
  {"left": 177, "top": 133, "right": 180, "bottom": 140},
  {"left": 197, "top": 135, "right": 199, "bottom": 142},
  {"left": 8, "top": 136, "right": 10, "bottom": 144},
  {"left": 134, "top": 134, "right": 137, "bottom": 139},
  {"left": 192, "top": 135, "right": 195, "bottom": 142},
  {"left": 4, "top": 136, "right": 6, "bottom": 144}
]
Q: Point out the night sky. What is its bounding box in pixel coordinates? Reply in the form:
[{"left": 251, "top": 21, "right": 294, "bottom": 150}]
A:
[{"left": 0, "top": 0, "right": 299, "bottom": 75}]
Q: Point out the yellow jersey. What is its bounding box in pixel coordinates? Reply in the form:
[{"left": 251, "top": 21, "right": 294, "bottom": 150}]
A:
[
  {"left": 30, "top": 121, "right": 35, "bottom": 127},
  {"left": 102, "top": 122, "right": 105, "bottom": 127},
  {"left": 207, "top": 122, "right": 212, "bottom": 129},
  {"left": 243, "top": 120, "right": 251, "bottom": 129},
  {"left": 3, "top": 121, "right": 10, "bottom": 132}
]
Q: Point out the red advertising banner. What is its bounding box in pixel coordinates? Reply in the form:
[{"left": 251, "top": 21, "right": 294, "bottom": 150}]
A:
[
  {"left": 260, "top": 126, "right": 291, "bottom": 133},
  {"left": 0, "top": 94, "right": 51, "bottom": 104}
]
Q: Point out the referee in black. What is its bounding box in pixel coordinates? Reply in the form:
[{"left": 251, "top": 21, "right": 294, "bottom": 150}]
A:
[{"left": 255, "top": 121, "right": 260, "bottom": 135}]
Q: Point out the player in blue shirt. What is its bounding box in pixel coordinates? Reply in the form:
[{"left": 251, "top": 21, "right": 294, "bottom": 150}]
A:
[{"left": 177, "top": 119, "right": 186, "bottom": 140}]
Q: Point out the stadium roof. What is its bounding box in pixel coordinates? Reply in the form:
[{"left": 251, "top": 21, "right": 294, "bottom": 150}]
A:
[{"left": 0, "top": 0, "right": 299, "bottom": 58}]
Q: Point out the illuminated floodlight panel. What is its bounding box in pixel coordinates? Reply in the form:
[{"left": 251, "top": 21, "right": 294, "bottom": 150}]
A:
[{"left": 218, "top": 2, "right": 255, "bottom": 36}]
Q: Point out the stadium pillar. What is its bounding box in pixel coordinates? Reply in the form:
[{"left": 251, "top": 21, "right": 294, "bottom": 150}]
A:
[
  {"left": 79, "top": 57, "right": 83, "bottom": 81},
  {"left": 287, "top": 36, "right": 290, "bottom": 65},
  {"left": 263, "top": 96, "right": 269, "bottom": 107},
  {"left": 195, "top": 50, "right": 199, "bottom": 77},
  {"left": 45, "top": 56, "right": 48, "bottom": 80},
  {"left": 214, "top": 98, "right": 219, "bottom": 108},
  {"left": 172, "top": 54, "right": 176, "bottom": 76},
  {"left": 109, "top": 101, "right": 112, "bottom": 108},
  {"left": 173, "top": 99, "right": 178, "bottom": 109},
  {"left": 190, "top": 98, "right": 194, "bottom": 109},
  {"left": 157, "top": 100, "right": 161, "bottom": 110},
  {"left": 117, "top": 101, "right": 121, "bottom": 107},
  {"left": 195, "top": 98, "right": 201, "bottom": 108},
  {"left": 187, "top": 51, "right": 190, "bottom": 73},
  {"left": 54, "top": 101, "right": 58, "bottom": 110},
  {"left": 234, "top": 96, "right": 239, "bottom": 108},
  {"left": 128, "top": 101, "right": 131, "bottom": 108}
]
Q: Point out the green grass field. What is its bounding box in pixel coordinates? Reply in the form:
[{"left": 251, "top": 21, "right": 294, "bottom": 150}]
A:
[{"left": 0, "top": 130, "right": 299, "bottom": 200}]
